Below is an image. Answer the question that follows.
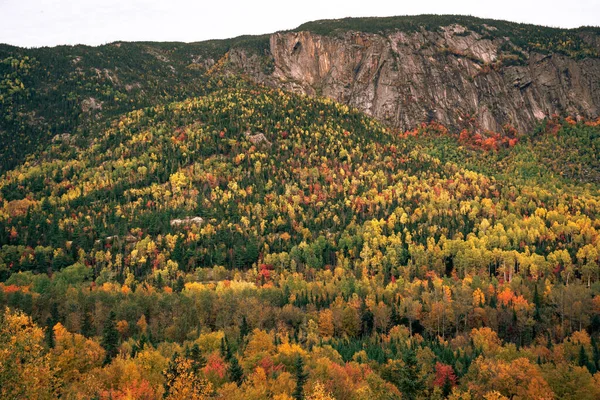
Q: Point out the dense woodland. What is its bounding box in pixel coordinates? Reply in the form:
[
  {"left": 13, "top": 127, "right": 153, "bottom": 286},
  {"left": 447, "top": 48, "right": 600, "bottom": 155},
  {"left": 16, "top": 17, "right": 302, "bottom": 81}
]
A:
[
  {"left": 2, "top": 15, "right": 600, "bottom": 400},
  {"left": 296, "top": 15, "right": 600, "bottom": 59},
  {"left": 2, "top": 14, "right": 599, "bottom": 173}
]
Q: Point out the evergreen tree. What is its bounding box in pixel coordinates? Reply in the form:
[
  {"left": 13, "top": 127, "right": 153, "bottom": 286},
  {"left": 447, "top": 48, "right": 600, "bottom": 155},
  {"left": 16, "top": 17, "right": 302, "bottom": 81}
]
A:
[
  {"left": 228, "top": 355, "right": 244, "bottom": 386},
  {"left": 174, "top": 275, "right": 185, "bottom": 293},
  {"left": 293, "top": 355, "right": 308, "bottom": 400},
  {"left": 533, "top": 284, "right": 542, "bottom": 321},
  {"left": 101, "top": 311, "right": 119, "bottom": 364},
  {"left": 156, "top": 272, "right": 164, "bottom": 289},
  {"left": 578, "top": 344, "right": 595, "bottom": 372},
  {"left": 130, "top": 332, "right": 150, "bottom": 358},
  {"left": 221, "top": 336, "right": 232, "bottom": 361},
  {"left": 45, "top": 317, "right": 55, "bottom": 349},
  {"left": 441, "top": 375, "right": 453, "bottom": 398},
  {"left": 579, "top": 344, "right": 589, "bottom": 367},
  {"left": 50, "top": 302, "right": 60, "bottom": 324},
  {"left": 361, "top": 307, "right": 374, "bottom": 336},
  {"left": 240, "top": 315, "right": 250, "bottom": 339},
  {"left": 220, "top": 337, "right": 227, "bottom": 359},
  {"left": 163, "top": 352, "right": 180, "bottom": 397},
  {"left": 185, "top": 343, "right": 206, "bottom": 373},
  {"left": 172, "top": 236, "right": 185, "bottom": 264},
  {"left": 389, "top": 346, "right": 424, "bottom": 400},
  {"left": 592, "top": 336, "right": 600, "bottom": 372},
  {"left": 546, "top": 332, "right": 553, "bottom": 349},
  {"left": 81, "top": 311, "right": 94, "bottom": 338}
]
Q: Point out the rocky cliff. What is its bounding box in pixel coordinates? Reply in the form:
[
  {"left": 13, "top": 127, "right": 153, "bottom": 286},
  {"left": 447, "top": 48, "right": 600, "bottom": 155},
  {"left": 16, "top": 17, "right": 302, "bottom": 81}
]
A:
[{"left": 228, "top": 24, "right": 600, "bottom": 133}]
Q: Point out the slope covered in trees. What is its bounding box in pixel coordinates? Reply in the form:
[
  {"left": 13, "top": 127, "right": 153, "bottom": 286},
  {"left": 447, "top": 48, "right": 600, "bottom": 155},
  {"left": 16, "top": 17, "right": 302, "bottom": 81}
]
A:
[
  {"left": 2, "top": 14, "right": 599, "bottom": 172},
  {"left": 295, "top": 14, "right": 600, "bottom": 58},
  {"left": 0, "top": 36, "right": 270, "bottom": 172},
  {"left": 1, "top": 69, "right": 600, "bottom": 398}
]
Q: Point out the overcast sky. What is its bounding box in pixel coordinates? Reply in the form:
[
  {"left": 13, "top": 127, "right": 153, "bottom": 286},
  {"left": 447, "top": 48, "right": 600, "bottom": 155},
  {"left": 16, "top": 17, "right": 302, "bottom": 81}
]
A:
[{"left": 1, "top": 0, "right": 599, "bottom": 48}]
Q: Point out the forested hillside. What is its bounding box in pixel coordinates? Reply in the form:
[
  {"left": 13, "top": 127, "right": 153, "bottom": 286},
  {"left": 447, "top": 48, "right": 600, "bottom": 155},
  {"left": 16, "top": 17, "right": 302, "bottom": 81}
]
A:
[
  {"left": 1, "top": 14, "right": 600, "bottom": 400},
  {"left": 0, "top": 36, "right": 269, "bottom": 172},
  {"left": 2, "top": 14, "right": 600, "bottom": 172},
  {"left": 1, "top": 71, "right": 600, "bottom": 398}
]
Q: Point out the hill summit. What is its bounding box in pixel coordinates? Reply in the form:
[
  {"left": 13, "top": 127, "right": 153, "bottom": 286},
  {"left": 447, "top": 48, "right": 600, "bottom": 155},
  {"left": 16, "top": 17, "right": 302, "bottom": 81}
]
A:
[{"left": 1, "top": 15, "right": 599, "bottom": 171}]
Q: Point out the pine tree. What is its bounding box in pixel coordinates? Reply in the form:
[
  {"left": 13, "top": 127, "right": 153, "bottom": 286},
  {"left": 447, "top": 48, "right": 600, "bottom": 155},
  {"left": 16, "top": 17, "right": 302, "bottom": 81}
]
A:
[
  {"left": 442, "top": 375, "right": 453, "bottom": 398},
  {"left": 228, "top": 355, "right": 244, "bottom": 386},
  {"left": 101, "top": 311, "right": 119, "bottom": 364},
  {"left": 163, "top": 352, "right": 180, "bottom": 397},
  {"left": 81, "top": 311, "right": 94, "bottom": 338},
  {"left": 174, "top": 275, "right": 185, "bottom": 293},
  {"left": 221, "top": 336, "right": 232, "bottom": 361},
  {"left": 533, "top": 284, "right": 542, "bottom": 321},
  {"left": 172, "top": 236, "right": 185, "bottom": 264},
  {"left": 399, "top": 346, "right": 425, "bottom": 400},
  {"left": 578, "top": 344, "right": 594, "bottom": 372},
  {"left": 546, "top": 332, "right": 553, "bottom": 349},
  {"left": 220, "top": 337, "right": 227, "bottom": 358},
  {"left": 592, "top": 336, "right": 600, "bottom": 372},
  {"left": 240, "top": 315, "right": 250, "bottom": 339},
  {"left": 186, "top": 343, "right": 206, "bottom": 373},
  {"left": 50, "top": 302, "right": 60, "bottom": 324},
  {"left": 45, "top": 317, "right": 55, "bottom": 349},
  {"left": 293, "top": 355, "right": 308, "bottom": 400}
]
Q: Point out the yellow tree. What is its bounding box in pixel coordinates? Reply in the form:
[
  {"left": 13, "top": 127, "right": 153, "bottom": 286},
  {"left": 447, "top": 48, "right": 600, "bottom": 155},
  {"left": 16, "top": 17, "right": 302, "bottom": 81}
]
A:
[
  {"left": 50, "top": 323, "right": 105, "bottom": 394},
  {"left": 164, "top": 356, "right": 213, "bottom": 400},
  {"left": 318, "top": 309, "right": 335, "bottom": 338},
  {"left": 0, "top": 307, "right": 53, "bottom": 399}
]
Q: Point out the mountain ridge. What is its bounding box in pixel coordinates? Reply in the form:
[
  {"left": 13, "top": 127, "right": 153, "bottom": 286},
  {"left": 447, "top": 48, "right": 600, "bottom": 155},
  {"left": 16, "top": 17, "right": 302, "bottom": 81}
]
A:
[
  {"left": 1, "top": 14, "right": 599, "bottom": 172},
  {"left": 2, "top": 15, "right": 600, "bottom": 400}
]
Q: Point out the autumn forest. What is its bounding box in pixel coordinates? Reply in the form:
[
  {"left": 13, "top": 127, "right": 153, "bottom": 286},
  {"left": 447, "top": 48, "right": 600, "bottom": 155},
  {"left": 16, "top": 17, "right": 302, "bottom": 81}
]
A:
[{"left": 1, "top": 15, "right": 600, "bottom": 400}]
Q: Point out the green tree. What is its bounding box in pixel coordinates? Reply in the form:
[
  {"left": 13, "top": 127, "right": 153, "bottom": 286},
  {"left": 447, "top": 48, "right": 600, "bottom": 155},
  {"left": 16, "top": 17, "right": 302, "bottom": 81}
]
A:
[
  {"left": 81, "top": 311, "right": 94, "bottom": 338},
  {"left": 240, "top": 315, "right": 250, "bottom": 339},
  {"left": 293, "top": 355, "right": 308, "bottom": 400},
  {"left": 185, "top": 343, "right": 206, "bottom": 373},
  {"left": 228, "top": 355, "right": 244, "bottom": 386},
  {"left": 101, "top": 311, "right": 119, "bottom": 364},
  {"left": 382, "top": 347, "right": 424, "bottom": 400},
  {"left": 44, "top": 317, "right": 54, "bottom": 349}
]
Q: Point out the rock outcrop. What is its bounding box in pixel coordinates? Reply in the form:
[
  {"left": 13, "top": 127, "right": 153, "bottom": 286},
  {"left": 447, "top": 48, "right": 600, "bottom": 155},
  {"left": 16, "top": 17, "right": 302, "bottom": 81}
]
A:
[
  {"left": 230, "top": 25, "right": 600, "bottom": 133},
  {"left": 170, "top": 217, "right": 204, "bottom": 228},
  {"left": 245, "top": 131, "right": 272, "bottom": 147}
]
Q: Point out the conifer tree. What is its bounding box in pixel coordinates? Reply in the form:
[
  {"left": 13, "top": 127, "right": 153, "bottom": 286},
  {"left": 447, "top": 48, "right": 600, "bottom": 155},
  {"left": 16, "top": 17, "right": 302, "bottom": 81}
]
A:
[
  {"left": 186, "top": 343, "right": 206, "bottom": 373},
  {"left": 228, "top": 355, "right": 244, "bottom": 386},
  {"left": 240, "top": 315, "right": 250, "bottom": 339},
  {"left": 81, "top": 311, "right": 94, "bottom": 338},
  {"left": 293, "top": 355, "right": 308, "bottom": 400},
  {"left": 45, "top": 317, "right": 54, "bottom": 349},
  {"left": 174, "top": 275, "right": 185, "bottom": 293},
  {"left": 163, "top": 352, "right": 180, "bottom": 397},
  {"left": 101, "top": 311, "right": 119, "bottom": 364}
]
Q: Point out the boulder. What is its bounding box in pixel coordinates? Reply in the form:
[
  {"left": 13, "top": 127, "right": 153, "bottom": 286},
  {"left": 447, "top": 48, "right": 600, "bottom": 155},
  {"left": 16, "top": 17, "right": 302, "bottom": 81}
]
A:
[
  {"left": 245, "top": 131, "right": 272, "bottom": 147},
  {"left": 170, "top": 216, "right": 204, "bottom": 227}
]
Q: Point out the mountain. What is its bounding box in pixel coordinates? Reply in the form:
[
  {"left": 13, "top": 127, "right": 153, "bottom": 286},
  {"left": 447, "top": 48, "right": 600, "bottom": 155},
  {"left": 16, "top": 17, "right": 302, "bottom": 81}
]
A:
[
  {"left": 1, "top": 72, "right": 600, "bottom": 399},
  {"left": 2, "top": 15, "right": 599, "bottom": 172},
  {"left": 230, "top": 15, "right": 600, "bottom": 133},
  {"left": 1, "top": 15, "right": 600, "bottom": 400},
  {"left": 0, "top": 36, "right": 268, "bottom": 172}
]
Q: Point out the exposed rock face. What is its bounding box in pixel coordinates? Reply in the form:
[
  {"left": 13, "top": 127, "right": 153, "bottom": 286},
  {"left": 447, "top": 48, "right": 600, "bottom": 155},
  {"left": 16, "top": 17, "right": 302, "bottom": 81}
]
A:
[
  {"left": 245, "top": 131, "right": 272, "bottom": 147},
  {"left": 81, "top": 97, "right": 103, "bottom": 113},
  {"left": 170, "top": 217, "right": 204, "bottom": 228},
  {"left": 51, "top": 133, "right": 74, "bottom": 144},
  {"left": 231, "top": 26, "right": 600, "bottom": 133}
]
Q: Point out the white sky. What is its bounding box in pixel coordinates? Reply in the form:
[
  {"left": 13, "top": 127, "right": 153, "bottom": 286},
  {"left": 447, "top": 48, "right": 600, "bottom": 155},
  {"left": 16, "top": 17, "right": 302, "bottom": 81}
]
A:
[{"left": 1, "top": 0, "right": 599, "bottom": 48}]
